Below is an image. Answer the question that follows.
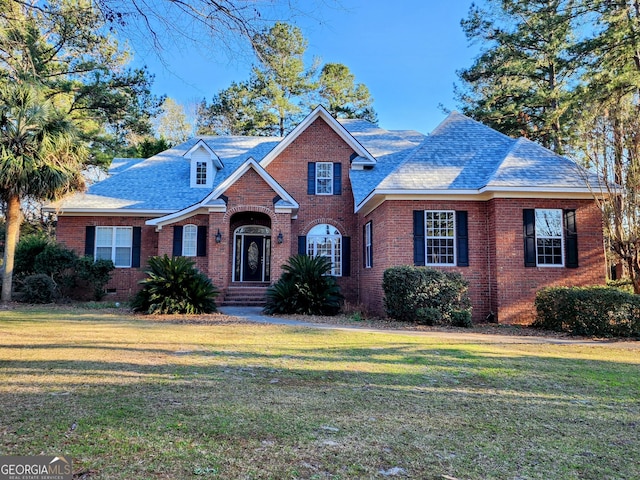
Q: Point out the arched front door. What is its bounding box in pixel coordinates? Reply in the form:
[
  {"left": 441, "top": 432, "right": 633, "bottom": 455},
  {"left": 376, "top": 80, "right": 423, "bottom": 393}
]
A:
[{"left": 233, "top": 226, "right": 271, "bottom": 282}]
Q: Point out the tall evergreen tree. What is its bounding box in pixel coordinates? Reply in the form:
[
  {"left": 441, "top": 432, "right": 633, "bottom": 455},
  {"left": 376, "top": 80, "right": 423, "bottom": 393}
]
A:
[
  {"left": 197, "top": 80, "right": 277, "bottom": 136},
  {"left": 573, "top": 0, "right": 640, "bottom": 291},
  {"left": 0, "top": 0, "right": 161, "bottom": 166},
  {"left": 457, "top": 0, "right": 578, "bottom": 153},
  {"left": 252, "top": 22, "right": 318, "bottom": 136},
  {"left": 318, "top": 63, "right": 377, "bottom": 123},
  {"left": 197, "top": 24, "right": 378, "bottom": 136}
]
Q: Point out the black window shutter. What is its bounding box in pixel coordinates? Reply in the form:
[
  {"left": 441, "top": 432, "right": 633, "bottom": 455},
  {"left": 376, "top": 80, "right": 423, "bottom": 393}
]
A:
[
  {"left": 342, "top": 236, "right": 351, "bottom": 277},
  {"left": 333, "top": 162, "right": 342, "bottom": 195},
  {"left": 363, "top": 224, "right": 366, "bottom": 265},
  {"left": 307, "top": 163, "right": 316, "bottom": 195},
  {"left": 132, "top": 227, "right": 142, "bottom": 268},
  {"left": 298, "top": 236, "right": 307, "bottom": 255},
  {"left": 413, "top": 210, "right": 425, "bottom": 266},
  {"left": 456, "top": 211, "right": 469, "bottom": 267},
  {"left": 523, "top": 209, "right": 536, "bottom": 267},
  {"left": 173, "top": 226, "right": 183, "bottom": 257},
  {"left": 197, "top": 226, "right": 207, "bottom": 257},
  {"left": 85, "top": 226, "right": 95, "bottom": 257},
  {"left": 564, "top": 209, "right": 579, "bottom": 268}
]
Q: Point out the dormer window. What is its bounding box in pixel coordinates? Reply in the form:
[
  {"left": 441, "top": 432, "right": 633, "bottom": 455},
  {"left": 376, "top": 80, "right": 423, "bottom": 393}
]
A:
[
  {"left": 196, "top": 161, "right": 207, "bottom": 185},
  {"left": 184, "top": 139, "right": 223, "bottom": 189}
]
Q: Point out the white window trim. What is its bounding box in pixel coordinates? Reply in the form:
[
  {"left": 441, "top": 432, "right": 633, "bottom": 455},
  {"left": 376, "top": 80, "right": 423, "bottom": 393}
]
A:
[
  {"left": 424, "top": 210, "right": 456, "bottom": 266},
  {"left": 315, "top": 162, "right": 333, "bottom": 195},
  {"left": 535, "top": 209, "right": 565, "bottom": 267},
  {"left": 182, "top": 224, "right": 198, "bottom": 257},
  {"left": 95, "top": 226, "right": 133, "bottom": 268},
  {"left": 190, "top": 158, "right": 215, "bottom": 188},
  {"left": 365, "top": 221, "right": 372, "bottom": 269},
  {"left": 307, "top": 224, "right": 342, "bottom": 276}
]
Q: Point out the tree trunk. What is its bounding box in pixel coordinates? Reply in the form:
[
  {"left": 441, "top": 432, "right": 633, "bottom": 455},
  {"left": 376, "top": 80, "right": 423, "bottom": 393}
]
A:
[{"left": 1, "top": 195, "right": 22, "bottom": 303}]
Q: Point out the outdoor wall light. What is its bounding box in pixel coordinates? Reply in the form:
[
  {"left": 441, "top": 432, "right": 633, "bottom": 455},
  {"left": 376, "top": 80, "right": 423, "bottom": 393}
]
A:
[
  {"left": 215, "top": 229, "right": 222, "bottom": 243},
  {"left": 277, "top": 231, "right": 283, "bottom": 244}
]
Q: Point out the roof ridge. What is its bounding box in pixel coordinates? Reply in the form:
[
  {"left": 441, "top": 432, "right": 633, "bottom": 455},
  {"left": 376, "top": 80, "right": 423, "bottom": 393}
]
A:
[
  {"left": 434, "top": 111, "right": 517, "bottom": 143},
  {"left": 481, "top": 137, "right": 522, "bottom": 188}
]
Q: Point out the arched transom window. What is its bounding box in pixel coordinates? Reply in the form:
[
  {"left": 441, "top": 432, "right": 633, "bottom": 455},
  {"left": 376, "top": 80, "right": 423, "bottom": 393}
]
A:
[{"left": 307, "top": 224, "right": 342, "bottom": 276}]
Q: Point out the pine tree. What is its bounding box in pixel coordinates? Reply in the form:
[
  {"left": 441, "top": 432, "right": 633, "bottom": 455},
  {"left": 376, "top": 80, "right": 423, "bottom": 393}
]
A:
[
  {"left": 251, "top": 22, "right": 318, "bottom": 136},
  {"left": 318, "top": 63, "right": 377, "bottom": 123},
  {"left": 457, "top": 0, "right": 578, "bottom": 153}
]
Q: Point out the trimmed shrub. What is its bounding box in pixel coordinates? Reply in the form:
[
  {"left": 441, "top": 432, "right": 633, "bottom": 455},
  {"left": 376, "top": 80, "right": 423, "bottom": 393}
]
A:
[
  {"left": 534, "top": 286, "right": 640, "bottom": 337},
  {"left": 21, "top": 274, "right": 58, "bottom": 304},
  {"left": 383, "top": 266, "right": 472, "bottom": 326},
  {"left": 263, "top": 255, "right": 344, "bottom": 315},
  {"left": 131, "top": 255, "right": 219, "bottom": 314}
]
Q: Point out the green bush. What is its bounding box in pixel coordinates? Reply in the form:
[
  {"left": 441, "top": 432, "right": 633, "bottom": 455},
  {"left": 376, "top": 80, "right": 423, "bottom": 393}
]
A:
[
  {"left": 14, "top": 238, "right": 115, "bottom": 302},
  {"left": 263, "top": 255, "right": 344, "bottom": 315},
  {"left": 14, "top": 234, "right": 51, "bottom": 276},
  {"left": 21, "top": 274, "right": 58, "bottom": 304},
  {"left": 534, "top": 286, "right": 640, "bottom": 337},
  {"left": 74, "top": 256, "right": 115, "bottom": 300},
  {"left": 607, "top": 278, "right": 634, "bottom": 293},
  {"left": 131, "top": 255, "right": 219, "bottom": 314},
  {"left": 383, "top": 266, "right": 472, "bottom": 326}
]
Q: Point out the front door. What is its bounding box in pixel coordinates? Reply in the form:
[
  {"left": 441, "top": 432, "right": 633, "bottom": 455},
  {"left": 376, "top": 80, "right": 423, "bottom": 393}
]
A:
[{"left": 242, "top": 235, "right": 264, "bottom": 282}]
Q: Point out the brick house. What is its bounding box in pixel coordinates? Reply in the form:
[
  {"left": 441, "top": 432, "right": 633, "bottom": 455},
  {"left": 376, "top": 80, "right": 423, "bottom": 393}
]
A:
[{"left": 48, "top": 106, "right": 605, "bottom": 323}]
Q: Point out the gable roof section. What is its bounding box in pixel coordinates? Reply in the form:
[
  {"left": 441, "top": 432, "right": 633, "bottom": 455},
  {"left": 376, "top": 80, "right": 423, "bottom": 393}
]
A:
[
  {"left": 260, "top": 105, "right": 376, "bottom": 168},
  {"left": 184, "top": 139, "right": 224, "bottom": 169},
  {"left": 146, "top": 157, "right": 298, "bottom": 228},
  {"left": 354, "top": 111, "right": 596, "bottom": 213}
]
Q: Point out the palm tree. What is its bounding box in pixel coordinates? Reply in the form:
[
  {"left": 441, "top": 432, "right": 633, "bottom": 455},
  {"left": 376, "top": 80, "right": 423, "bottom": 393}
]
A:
[{"left": 0, "top": 84, "right": 87, "bottom": 302}]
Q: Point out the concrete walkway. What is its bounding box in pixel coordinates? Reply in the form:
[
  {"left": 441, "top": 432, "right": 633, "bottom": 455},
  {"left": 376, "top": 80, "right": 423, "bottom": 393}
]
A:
[{"left": 218, "top": 306, "right": 640, "bottom": 348}]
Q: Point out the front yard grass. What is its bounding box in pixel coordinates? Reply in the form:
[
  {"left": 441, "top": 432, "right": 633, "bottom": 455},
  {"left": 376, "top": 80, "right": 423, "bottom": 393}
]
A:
[{"left": 0, "top": 306, "right": 638, "bottom": 479}]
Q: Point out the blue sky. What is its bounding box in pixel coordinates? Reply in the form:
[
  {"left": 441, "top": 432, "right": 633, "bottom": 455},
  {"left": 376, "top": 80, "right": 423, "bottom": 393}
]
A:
[{"left": 129, "top": 1, "right": 479, "bottom": 135}]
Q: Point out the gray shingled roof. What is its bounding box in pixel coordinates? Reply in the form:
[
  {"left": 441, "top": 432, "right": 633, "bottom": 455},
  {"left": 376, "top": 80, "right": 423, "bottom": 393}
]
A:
[
  {"left": 51, "top": 110, "right": 594, "bottom": 214},
  {"left": 354, "top": 112, "right": 596, "bottom": 207},
  {"left": 54, "top": 136, "right": 280, "bottom": 211}
]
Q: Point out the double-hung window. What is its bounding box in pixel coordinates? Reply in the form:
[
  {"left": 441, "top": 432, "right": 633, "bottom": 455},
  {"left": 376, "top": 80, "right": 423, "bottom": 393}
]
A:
[
  {"left": 425, "top": 211, "right": 456, "bottom": 265},
  {"left": 182, "top": 224, "right": 198, "bottom": 257},
  {"left": 308, "top": 162, "right": 342, "bottom": 196},
  {"left": 315, "top": 162, "right": 333, "bottom": 194},
  {"left": 413, "top": 210, "right": 468, "bottom": 267},
  {"left": 534, "top": 209, "right": 564, "bottom": 266},
  {"left": 95, "top": 226, "right": 133, "bottom": 267},
  {"left": 307, "top": 224, "right": 342, "bottom": 276},
  {"left": 524, "top": 208, "right": 578, "bottom": 268}
]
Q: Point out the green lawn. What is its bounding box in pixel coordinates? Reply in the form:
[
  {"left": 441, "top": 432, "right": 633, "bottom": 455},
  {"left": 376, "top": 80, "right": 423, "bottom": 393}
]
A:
[{"left": 0, "top": 306, "right": 638, "bottom": 479}]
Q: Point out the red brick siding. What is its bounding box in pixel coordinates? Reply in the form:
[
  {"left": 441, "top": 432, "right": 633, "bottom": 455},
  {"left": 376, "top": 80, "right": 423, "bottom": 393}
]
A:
[
  {"left": 54, "top": 119, "right": 606, "bottom": 323},
  {"left": 157, "top": 214, "right": 210, "bottom": 274},
  {"left": 56, "top": 215, "right": 158, "bottom": 300},
  {"left": 488, "top": 198, "right": 605, "bottom": 324},
  {"left": 215, "top": 169, "right": 291, "bottom": 299},
  {"left": 266, "top": 117, "right": 359, "bottom": 303},
  {"left": 359, "top": 200, "right": 492, "bottom": 322},
  {"left": 358, "top": 198, "right": 605, "bottom": 324}
]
